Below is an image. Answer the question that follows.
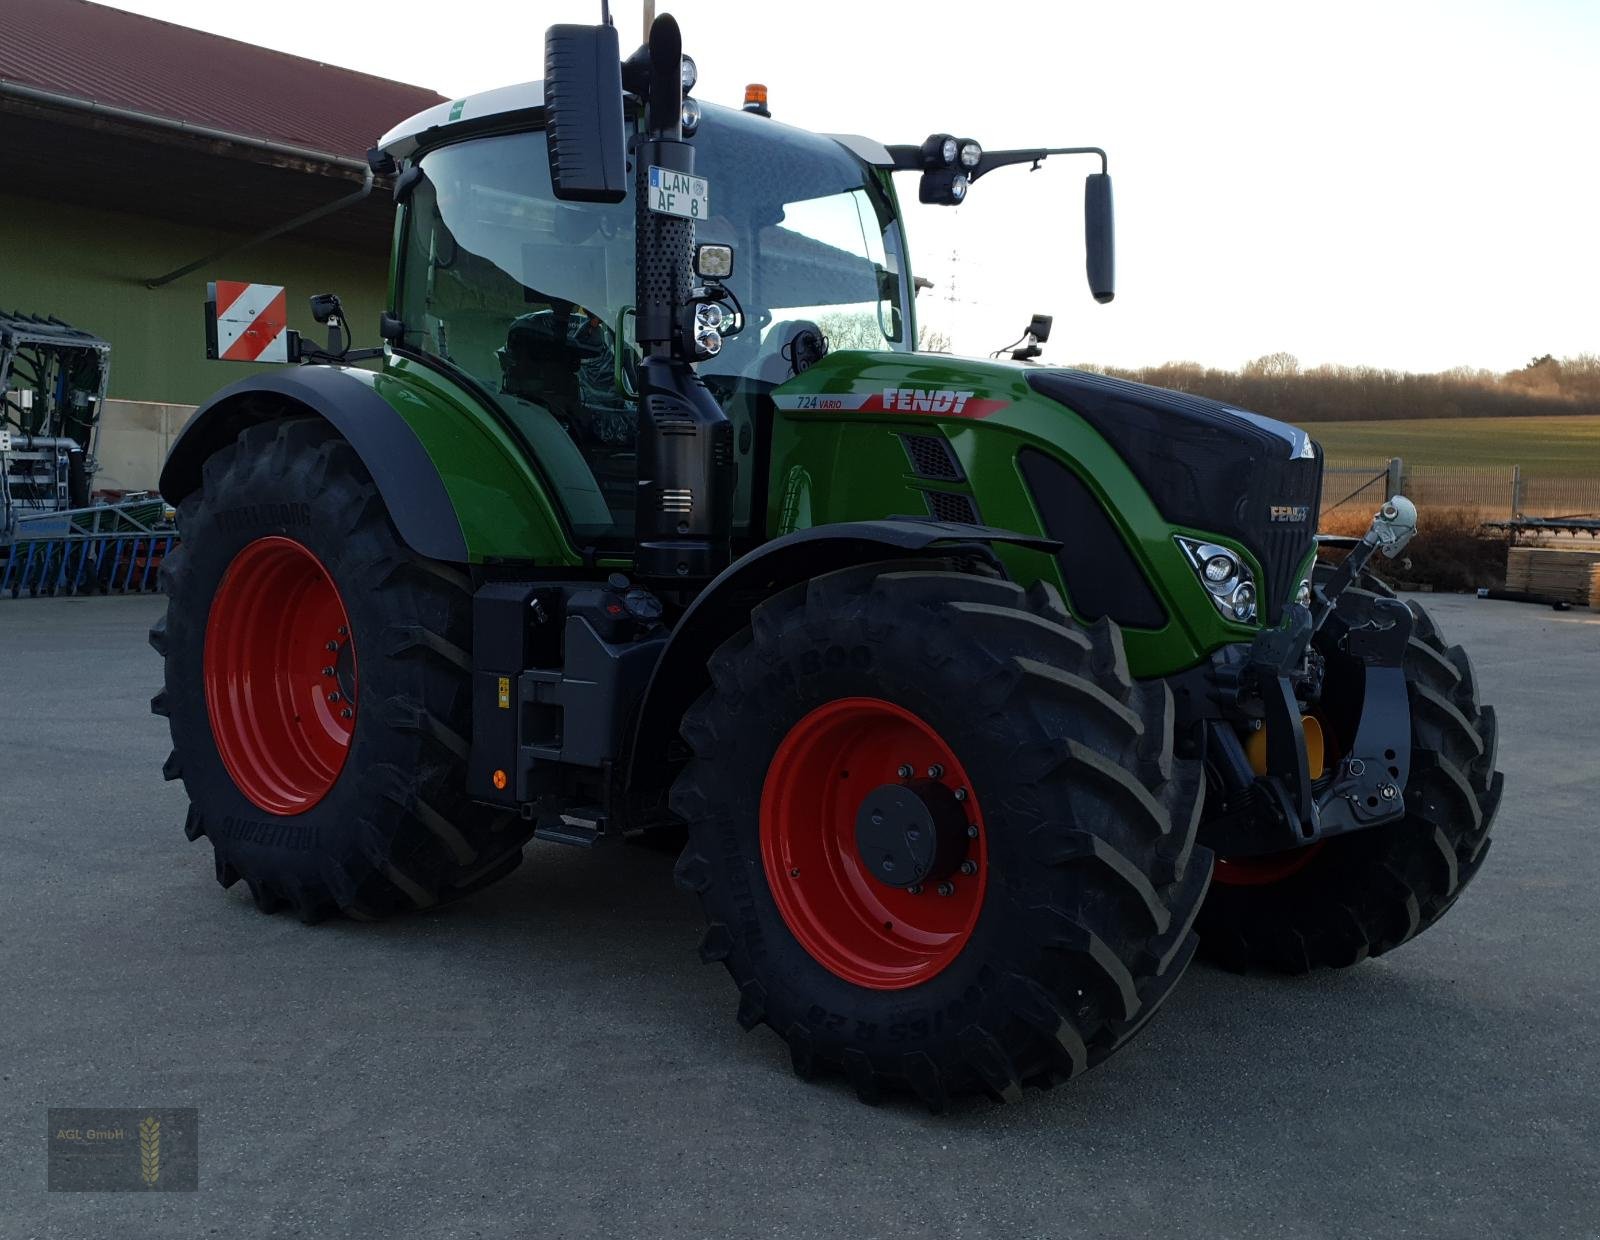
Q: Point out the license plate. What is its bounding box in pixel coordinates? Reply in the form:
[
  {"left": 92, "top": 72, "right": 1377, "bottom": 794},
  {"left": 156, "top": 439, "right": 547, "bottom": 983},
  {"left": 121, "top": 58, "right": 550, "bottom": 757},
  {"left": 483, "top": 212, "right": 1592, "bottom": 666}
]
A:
[{"left": 647, "top": 166, "right": 709, "bottom": 220}]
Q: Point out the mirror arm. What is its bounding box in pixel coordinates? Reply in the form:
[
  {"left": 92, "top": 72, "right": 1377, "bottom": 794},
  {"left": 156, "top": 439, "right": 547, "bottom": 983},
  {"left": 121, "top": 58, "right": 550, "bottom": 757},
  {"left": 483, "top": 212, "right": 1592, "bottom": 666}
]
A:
[{"left": 969, "top": 146, "right": 1107, "bottom": 183}]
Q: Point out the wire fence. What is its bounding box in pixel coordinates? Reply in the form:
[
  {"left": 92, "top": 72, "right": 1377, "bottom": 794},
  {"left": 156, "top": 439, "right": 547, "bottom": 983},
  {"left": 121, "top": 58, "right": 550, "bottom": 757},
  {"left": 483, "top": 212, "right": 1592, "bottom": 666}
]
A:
[{"left": 1321, "top": 460, "right": 1600, "bottom": 521}]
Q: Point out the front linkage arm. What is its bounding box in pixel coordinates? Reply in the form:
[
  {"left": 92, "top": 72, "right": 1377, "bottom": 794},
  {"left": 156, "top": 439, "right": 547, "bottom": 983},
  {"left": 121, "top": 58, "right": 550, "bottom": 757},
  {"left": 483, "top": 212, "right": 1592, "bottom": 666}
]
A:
[{"left": 1180, "top": 498, "right": 1421, "bottom": 856}]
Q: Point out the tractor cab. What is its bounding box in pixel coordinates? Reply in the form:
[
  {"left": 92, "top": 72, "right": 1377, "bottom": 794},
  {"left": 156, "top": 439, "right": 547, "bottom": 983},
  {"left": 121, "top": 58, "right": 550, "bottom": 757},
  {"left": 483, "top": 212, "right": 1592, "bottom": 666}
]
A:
[{"left": 379, "top": 95, "right": 912, "bottom": 546}]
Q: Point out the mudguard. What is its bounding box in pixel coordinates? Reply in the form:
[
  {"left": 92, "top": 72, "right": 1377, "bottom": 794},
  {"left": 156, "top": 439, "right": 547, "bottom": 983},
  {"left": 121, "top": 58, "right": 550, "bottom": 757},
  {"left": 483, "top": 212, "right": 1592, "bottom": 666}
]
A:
[
  {"left": 159, "top": 366, "right": 469, "bottom": 563},
  {"left": 623, "top": 517, "right": 1059, "bottom": 800}
]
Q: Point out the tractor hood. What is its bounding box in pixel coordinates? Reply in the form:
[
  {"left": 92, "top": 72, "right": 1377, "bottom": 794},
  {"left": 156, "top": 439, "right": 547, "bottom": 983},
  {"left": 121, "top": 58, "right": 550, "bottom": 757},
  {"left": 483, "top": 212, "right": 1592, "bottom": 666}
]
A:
[
  {"left": 1023, "top": 367, "right": 1324, "bottom": 625},
  {"left": 769, "top": 351, "right": 1323, "bottom": 628}
]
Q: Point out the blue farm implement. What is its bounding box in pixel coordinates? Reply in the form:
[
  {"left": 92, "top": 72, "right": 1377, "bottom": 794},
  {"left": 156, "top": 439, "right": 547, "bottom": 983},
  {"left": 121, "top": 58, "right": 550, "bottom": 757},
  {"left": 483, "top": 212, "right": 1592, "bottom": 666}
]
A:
[{"left": 1, "top": 492, "right": 176, "bottom": 597}]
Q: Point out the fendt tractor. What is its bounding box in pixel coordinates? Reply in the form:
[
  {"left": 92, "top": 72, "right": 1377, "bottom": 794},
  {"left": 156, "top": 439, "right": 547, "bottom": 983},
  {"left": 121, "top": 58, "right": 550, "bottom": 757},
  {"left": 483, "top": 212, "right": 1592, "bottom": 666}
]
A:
[{"left": 151, "top": 12, "right": 1504, "bottom": 1108}]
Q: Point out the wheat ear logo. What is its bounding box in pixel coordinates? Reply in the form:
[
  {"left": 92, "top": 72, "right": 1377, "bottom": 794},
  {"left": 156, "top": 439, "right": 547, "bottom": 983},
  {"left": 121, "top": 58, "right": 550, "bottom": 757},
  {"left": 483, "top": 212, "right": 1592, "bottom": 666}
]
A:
[{"left": 138, "top": 1116, "right": 161, "bottom": 1187}]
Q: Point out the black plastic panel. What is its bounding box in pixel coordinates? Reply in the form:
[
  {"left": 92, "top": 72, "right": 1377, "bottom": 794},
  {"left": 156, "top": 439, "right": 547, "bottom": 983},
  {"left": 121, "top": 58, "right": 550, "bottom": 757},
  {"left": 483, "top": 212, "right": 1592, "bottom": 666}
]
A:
[
  {"left": 1026, "top": 369, "right": 1321, "bottom": 623},
  {"left": 1018, "top": 448, "right": 1168, "bottom": 630}
]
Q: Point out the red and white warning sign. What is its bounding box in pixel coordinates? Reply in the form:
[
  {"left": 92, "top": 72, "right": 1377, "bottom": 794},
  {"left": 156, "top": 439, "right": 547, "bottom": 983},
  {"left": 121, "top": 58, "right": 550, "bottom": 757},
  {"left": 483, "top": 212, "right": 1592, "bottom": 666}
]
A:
[{"left": 206, "top": 281, "right": 289, "bottom": 363}]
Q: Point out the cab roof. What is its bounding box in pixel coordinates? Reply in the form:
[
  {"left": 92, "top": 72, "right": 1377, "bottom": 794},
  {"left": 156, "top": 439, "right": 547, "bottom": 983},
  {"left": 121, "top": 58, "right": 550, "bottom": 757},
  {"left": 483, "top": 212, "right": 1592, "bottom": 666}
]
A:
[{"left": 376, "top": 79, "right": 894, "bottom": 168}]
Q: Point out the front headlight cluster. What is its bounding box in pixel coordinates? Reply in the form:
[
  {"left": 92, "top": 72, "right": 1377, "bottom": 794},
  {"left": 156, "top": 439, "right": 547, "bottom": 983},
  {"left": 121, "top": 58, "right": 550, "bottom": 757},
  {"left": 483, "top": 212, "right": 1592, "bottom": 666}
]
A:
[{"left": 1176, "top": 537, "right": 1258, "bottom": 623}]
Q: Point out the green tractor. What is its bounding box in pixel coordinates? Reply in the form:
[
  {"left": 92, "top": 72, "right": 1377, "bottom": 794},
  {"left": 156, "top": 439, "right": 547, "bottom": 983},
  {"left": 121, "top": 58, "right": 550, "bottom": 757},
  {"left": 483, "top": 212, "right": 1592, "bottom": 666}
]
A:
[{"left": 151, "top": 13, "right": 1503, "bottom": 1108}]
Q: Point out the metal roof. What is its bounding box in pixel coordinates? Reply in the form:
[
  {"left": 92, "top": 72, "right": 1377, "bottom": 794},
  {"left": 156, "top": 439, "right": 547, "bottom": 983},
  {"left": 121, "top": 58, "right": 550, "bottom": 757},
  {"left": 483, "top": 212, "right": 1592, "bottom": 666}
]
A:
[{"left": 0, "top": 0, "right": 446, "bottom": 162}]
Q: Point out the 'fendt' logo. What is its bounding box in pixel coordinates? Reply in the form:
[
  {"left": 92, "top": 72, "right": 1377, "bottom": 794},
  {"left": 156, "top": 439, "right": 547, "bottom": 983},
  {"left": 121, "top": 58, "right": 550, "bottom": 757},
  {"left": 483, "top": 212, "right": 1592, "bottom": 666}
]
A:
[
  {"left": 1269, "top": 505, "right": 1310, "bottom": 523},
  {"left": 882, "top": 388, "right": 976, "bottom": 414}
]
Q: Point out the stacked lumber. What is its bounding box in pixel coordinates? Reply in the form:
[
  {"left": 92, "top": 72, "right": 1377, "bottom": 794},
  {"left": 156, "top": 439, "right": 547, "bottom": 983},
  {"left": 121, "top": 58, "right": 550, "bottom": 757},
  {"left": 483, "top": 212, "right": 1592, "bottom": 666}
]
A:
[{"left": 1504, "top": 546, "right": 1600, "bottom": 605}]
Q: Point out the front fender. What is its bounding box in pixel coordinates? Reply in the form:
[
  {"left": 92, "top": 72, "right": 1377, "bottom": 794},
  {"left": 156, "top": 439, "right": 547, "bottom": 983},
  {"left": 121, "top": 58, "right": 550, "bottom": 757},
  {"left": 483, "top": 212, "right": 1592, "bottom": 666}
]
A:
[{"left": 623, "top": 517, "right": 1057, "bottom": 803}]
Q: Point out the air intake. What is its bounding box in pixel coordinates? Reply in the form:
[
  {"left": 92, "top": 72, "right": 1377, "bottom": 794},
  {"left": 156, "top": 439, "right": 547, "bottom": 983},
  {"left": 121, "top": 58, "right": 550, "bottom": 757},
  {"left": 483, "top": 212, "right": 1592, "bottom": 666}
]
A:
[
  {"left": 900, "top": 433, "right": 964, "bottom": 481},
  {"left": 922, "top": 490, "right": 980, "bottom": 525}
]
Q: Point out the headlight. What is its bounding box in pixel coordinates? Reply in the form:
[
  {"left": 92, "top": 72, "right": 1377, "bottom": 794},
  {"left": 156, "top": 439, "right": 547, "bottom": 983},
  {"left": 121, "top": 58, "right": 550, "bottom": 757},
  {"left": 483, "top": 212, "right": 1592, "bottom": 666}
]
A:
[
  {"left": 680, "top": 55, "right": 697, "bottom": 93},
  {"left": 694, "top": 302, "right": 725, "bottom": 331},
  {"left": 1176, "top": 537, "right": 1258, "bottom": 624},
  {"left": 949, "top": 175, "right": 968, "bottom": 202},
  {"left": 958, "top": 140, "right": 982, "bottom": 168},
  {"left": 680, "top": 97, "right": 701, "bottom": 136},
  {"left": 940, "top": 136, "right": 958, "bottom": 165}
]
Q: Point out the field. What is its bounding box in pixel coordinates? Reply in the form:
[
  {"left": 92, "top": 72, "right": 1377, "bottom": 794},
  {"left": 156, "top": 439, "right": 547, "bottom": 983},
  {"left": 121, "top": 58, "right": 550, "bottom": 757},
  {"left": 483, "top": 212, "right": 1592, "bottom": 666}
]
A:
[{"left": 1309, "top": 413, "right": 1600, "bottom": 475}]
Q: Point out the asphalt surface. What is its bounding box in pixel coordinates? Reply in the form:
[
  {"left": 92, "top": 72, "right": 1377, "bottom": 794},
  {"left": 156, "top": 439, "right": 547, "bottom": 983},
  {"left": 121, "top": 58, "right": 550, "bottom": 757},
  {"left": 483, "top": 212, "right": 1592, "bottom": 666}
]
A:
[{"left": 2, "top": 592, "right": 1597, "bottom": 1239}]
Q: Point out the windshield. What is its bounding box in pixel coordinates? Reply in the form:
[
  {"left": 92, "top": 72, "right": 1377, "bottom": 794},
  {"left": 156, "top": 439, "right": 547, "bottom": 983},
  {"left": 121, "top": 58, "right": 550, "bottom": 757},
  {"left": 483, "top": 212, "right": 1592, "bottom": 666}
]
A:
[{"left": 395, "top": 107, "right": 910, "bottom": 543}]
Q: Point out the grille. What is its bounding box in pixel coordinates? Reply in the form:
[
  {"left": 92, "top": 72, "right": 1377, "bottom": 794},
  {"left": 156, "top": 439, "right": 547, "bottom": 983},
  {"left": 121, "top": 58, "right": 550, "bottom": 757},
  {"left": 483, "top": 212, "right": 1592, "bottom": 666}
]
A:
[
  {"left": 900, "top": 433, "right": 963, "bottom": 481},
  {"left": 922, "top": 490, "right": 979, "bottom": 525}
]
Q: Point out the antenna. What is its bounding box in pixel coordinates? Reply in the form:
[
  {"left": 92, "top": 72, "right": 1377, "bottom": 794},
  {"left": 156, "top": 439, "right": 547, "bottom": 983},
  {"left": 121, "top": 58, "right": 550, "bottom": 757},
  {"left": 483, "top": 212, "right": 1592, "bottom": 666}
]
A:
[
  {"left": 600, "top": 0, "right": 611, "bottom": 24},
  {"left": 642, "top": 0, "right": 655, "bottom": 40}
]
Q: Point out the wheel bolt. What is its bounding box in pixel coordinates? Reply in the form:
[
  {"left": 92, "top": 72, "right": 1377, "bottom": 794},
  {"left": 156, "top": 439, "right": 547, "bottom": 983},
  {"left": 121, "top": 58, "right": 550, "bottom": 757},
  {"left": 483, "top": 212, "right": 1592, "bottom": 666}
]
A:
[
  {"left": 954, "top": 787, "right": 968, "bottom": 802},
  {"left": 966, "top": 825, "right": 979, "bottom": 839},
  {"left": 959, "top": 860, "right": 977, "bottom": 875},
  {"left": 337, "top": 626, "right": 348, "bottom": 637},
  {"left": 897, "top": 764, "right": 913, "bottom": 779},
  {"left": 326, "top": 641, "right": 338, "bottom": 652},
  {"left": 340, "top": 707, "right": 353, "bottom": 719},
  {"left": 322, "top": 666, "right": 335, "bottom": 677},
  {"left": 936, "top": 881, "right": 955, "bottom": 897},
  {"left": 327, "top": 692, "right": 340, "bottom": 703},
  {"left": 927, "top": 763, "right": 944, "bottom": 779},
  {"left": 908, "top": 884, "right": 923, "bottom": 895}
]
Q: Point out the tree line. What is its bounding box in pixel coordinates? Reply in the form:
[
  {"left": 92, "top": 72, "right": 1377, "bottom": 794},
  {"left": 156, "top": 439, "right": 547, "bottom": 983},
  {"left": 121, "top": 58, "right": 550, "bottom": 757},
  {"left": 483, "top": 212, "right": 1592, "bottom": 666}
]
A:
[{"left": 1081, "top": 352, "right": 1600, "bottom": 421}]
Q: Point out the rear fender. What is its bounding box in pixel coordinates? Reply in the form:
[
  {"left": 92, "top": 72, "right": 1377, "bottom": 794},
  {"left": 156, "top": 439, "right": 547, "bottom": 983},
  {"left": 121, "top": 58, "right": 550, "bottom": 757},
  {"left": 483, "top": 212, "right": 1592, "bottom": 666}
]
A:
[{"left": 160, "top": 363, "right": 579, "bottom": 566}]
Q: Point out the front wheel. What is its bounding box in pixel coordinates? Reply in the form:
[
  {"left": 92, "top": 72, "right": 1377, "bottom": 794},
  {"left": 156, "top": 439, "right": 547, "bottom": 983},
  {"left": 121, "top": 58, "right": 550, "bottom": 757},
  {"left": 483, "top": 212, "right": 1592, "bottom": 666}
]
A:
[
  {"left": 671, "top": 564, "right": 1209, "bottom": 1108},
  {"left": 151, "top": 417, "right": 531, "bottom": 921},
  {"left": 1197, "top": 574, "right": 1504, "bottom": 972}
]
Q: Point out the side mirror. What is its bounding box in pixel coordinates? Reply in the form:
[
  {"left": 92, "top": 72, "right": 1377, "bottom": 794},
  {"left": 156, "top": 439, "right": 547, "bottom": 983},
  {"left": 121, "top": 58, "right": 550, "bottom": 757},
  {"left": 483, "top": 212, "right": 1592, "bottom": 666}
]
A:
[
  {"left": 544, "top": 24, "right": 628, "bottom": 203},
  {"left": 1085, "top": 173, "right": 1115, "bottom": 304},
  {"left": 694, "top": 243, "right": 734, "bottom": 280}
]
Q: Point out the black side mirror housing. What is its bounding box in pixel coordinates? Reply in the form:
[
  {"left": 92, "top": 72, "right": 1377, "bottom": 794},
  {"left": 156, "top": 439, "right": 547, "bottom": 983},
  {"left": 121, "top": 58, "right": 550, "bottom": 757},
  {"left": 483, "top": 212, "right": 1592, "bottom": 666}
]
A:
[
  {"left": 544, "top": 24, "right": 628, "bottom": 203},
  {"left": 1085, "top": 173, "right": 1115, "bottom": 304}
]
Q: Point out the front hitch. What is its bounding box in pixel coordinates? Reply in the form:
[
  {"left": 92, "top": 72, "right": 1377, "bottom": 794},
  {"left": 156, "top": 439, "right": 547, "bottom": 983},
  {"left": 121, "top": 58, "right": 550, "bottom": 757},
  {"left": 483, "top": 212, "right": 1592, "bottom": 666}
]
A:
[
  {"left": 1200, "top": 585, "right": 1414, "bottom": 856},
  {"left": 1188, "top": 498, "right": 1421, "bottom": 856}
]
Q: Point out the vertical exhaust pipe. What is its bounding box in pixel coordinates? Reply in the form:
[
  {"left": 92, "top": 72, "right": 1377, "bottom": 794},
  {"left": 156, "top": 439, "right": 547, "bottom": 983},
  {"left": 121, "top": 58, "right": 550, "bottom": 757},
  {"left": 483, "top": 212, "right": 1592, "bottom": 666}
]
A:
[
  {"left": 627, "top": 13, "right": 735, "bottom": 584},
  {"left": 546, "top": 12, "right": 735, "bottom": 584}
]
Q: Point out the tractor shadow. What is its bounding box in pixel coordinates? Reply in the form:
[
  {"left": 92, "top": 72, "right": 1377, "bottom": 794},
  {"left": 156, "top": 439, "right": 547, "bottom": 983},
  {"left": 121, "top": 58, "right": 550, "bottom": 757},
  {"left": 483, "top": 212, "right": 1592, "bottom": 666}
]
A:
[{"left": 280, "top": 837, "right": 1501, "bottom": 1138}]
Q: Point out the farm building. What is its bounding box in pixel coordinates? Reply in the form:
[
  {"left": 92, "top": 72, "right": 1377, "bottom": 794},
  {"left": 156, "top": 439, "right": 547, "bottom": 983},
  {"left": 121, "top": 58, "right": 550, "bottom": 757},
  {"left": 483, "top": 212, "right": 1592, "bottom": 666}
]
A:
[{"left": 0, "top": 0, "right": 443, "bottom": 490}]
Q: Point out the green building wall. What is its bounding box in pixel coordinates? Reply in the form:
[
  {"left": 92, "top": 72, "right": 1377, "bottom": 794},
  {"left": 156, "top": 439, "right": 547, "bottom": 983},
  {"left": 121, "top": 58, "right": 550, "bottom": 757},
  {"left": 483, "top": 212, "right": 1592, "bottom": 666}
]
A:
[{"left": 0, "top": 191, "right": 388, "bottom": 406}]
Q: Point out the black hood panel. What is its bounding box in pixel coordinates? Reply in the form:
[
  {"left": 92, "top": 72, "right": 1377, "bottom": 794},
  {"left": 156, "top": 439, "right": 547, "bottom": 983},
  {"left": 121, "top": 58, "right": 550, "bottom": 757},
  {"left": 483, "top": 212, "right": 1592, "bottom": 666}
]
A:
[{"left": 1025, "top": 368, "right": 1322, "bottom": 624}]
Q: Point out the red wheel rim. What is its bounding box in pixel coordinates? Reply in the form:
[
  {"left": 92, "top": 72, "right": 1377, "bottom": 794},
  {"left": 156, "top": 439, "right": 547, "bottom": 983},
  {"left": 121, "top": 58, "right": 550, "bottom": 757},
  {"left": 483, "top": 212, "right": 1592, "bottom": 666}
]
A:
[
  {"left": 1212, "top": 842, "right": 1325, "bottom": 887},
  {"left": 759, "top": 698, "right": 987, "bottom": 990},
  {"left": 203, "top": 536, "right": 357, "bottom": 816}
]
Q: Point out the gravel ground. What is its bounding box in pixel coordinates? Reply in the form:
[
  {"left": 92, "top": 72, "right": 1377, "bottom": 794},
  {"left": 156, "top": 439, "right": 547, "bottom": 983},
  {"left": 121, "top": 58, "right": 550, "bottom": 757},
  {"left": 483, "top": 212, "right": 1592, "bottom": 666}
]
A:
[{"left": 2, "top": 591, "right": 1596, "bottom": 1239}]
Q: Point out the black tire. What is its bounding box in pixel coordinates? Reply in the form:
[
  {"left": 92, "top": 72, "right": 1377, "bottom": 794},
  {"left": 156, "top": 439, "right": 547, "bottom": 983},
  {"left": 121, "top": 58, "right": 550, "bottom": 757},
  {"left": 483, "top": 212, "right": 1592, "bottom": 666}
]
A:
[
  {"left": 670, "top": 564, "right": 1210, "bottom": 1109},
  {"left": 150, "top": 416, "right": 531, "bottom": 921},
  {"left": 1197, "top": 571, "right": 1504, "bottom": 972}
]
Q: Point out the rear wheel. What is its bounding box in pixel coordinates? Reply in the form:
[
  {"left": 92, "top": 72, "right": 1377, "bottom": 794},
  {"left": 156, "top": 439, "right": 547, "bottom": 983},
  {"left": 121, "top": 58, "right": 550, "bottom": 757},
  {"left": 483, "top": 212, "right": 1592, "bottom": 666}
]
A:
[
  {"left": 150, "top": 417, "right": 531, "bottom": 921},
  {"left": 1197, "top": 574, "right": 1504, "bottom": 971},
  {"left": 671, "top": 564, "right": 1209, "bottom": 1108}
]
